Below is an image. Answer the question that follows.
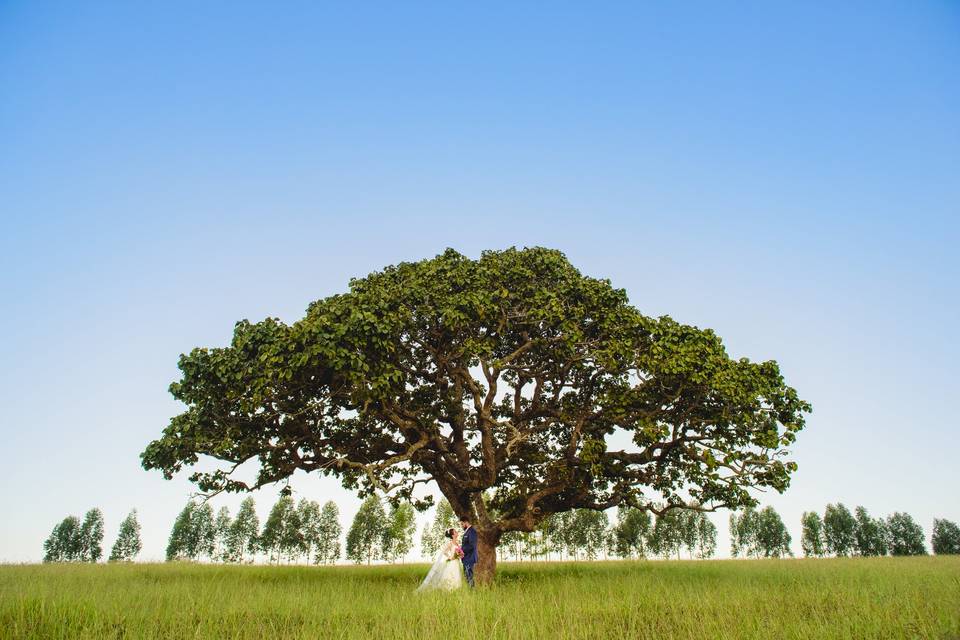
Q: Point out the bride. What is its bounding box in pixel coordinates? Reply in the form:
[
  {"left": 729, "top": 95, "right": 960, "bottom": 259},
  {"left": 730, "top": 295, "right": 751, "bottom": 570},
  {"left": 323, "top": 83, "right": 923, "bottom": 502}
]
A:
[{"left": 416, "top": 528, "right": 463, "bottom": 592}]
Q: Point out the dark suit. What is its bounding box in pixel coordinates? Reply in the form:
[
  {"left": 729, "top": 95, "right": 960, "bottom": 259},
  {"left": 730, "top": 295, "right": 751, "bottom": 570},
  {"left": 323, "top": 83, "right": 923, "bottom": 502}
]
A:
[{"left": 460, "top": 526, "right": 478, "bottom": 587}]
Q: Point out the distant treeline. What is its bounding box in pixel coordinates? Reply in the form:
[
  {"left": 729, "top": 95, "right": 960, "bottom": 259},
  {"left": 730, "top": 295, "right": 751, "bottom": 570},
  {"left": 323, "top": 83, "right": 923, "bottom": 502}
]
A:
[
  {"left": 43, "top": 509, "right": 141, "bottom": 563},
  {"left": 42, "top": 499, "right": 960, "bottom": 563},
  {"left": 795, "top": 504, "right": 959, "bottom": 558}
]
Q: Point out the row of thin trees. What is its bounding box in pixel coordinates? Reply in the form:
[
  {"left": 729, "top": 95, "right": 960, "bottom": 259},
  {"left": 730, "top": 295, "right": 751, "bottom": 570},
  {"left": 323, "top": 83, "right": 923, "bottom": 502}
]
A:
[
  {"left": 798, "top": 504, "right": 959, "bottom": 557},
  {"left": 730, "top": 503, "right": 960, "bottom": 558},
  {"left": 43, "top": 498, "right": 960, "bottom": 564},
  {"left": 43, "top": 508, "right": 141, "bottom": 562},
  {"left": 165, "top": 496, "right": 342, "bottom": 564},
  {"left": 418, "top": 499, "right": 718, "bottom": 562},
  {"left": 165, "top": 495, "right": 416, "bottom": 565}
]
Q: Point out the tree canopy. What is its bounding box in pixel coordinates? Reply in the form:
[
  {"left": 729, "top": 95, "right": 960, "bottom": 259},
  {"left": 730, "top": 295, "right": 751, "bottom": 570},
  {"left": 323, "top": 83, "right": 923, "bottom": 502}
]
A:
[
  {"left": 800, "top": 511, "right": 826, "bottom": 558},
  {"left": 823, "top": 503, "right": 856, "bottom": 557},
  {"left": 314, "top": 501, "right": 342, "bottom": 565},
  {"left": 346, "top": 496, "right": 386, "bottom": 564},
  {"left": 227, "top": 496, "right": 261, "bottom": 563},
  {"left": 141, "top": 247, "right": 809, "bottom": 581},
  {"left": 109, "top": 510, "right": 142, "bottom": 562},
  {"left": 609, "top": 507, "right": 652, "bottom": 559},
  {"left": 43, "top": 516, "right": 82, "bottom": 562},
  {"left": 931, "top": 519, "right": 960, "bottom": 555},
  {"left": 886, "top": 512, "right": 926, "bottom": 556},
  {"left": 853, "top": 506, "right": 888, "bottom": 557}
]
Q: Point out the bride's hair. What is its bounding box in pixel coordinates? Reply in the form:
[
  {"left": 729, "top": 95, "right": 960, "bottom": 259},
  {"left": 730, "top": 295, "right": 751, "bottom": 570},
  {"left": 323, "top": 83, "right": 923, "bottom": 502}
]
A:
[{"left": 444, "top": 528, "right": 455, "bottom": 539}]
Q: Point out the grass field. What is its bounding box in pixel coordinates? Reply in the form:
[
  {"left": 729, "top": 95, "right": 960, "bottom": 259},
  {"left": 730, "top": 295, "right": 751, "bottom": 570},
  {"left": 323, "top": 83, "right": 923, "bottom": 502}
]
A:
[{"left": 1, "top": 557, "right": 958, "bottom": 639}]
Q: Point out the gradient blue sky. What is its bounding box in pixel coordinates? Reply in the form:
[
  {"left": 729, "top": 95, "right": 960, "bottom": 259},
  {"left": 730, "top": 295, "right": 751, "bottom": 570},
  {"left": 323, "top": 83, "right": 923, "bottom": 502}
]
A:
[{"left": 2, "top": 2, "right": 958, "bottom": 562}]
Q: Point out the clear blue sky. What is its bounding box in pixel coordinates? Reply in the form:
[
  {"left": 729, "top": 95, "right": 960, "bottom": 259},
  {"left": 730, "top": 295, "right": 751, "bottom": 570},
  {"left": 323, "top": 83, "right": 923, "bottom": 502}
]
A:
[{"left": 1, "top": 2, "right": 957, "bottom": 562}]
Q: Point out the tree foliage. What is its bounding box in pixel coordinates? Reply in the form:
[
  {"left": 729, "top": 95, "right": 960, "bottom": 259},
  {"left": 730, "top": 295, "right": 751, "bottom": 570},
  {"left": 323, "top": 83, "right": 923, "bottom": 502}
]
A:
[
  {"left": 494, "top": 513, "right": 554, "bottom": 561},
  {"left": 800, "top": 511, "right": 825, "bottom": 558},
  {"left": 213, "top": 506, "right": 233, "bottom": 562},
  {"left": 692, "top": 511, "right": 718, "bottom": 559},
  {"left": 109, "top": 509, "right": 142, "bottom": 562},
  {"left": 886, "top": 512, "right": 926, "bottom": 556},
  {"left": 650, "top": 510, "right": 685, "bottom": 560},
  {"left": 528, "top": 515, "right": 558, "bottom": 560},
  {"left": 346, "top": 495, "right": 386, "bottom": 564},
  {"left": 729, "top": 507, "right": 760, "bottom": 558},
  {"left": 823, "top": 503, "right": 856, "bottom": 557},
  {"left": 166, "top": 501, "right": 215, "bottom": 561},
  {"left": 191, "top": 503, "right": 217, "bottom": 560},
  {"left": 315, "top": 501, "right": 342, "bottom": 564},
  {"left": 567, "top": 509, "right": 609, "bottom": 560},
  {"left": 755, "top": 506, "right": 792, "bottom": 558},
  {"left": 43, "top": 516, "right": 82, "bottom": 562},
  {"left": 260, "top": 496, "right": 304, "bottom": 563},
  {"left": 227, "top": 496, "right": 260, "bottom": 563},
  {"left": 141, "top": 248, "right": 810, "bottom": 581},
  {"left": 79, "top": 509, "right": 105, "bottom": 563},
  {"left": 166, "top": 502, "right": 195, "bottom": 561},
  {"left": 853, "top": 506, "right": 888, "bottom": 557},
  {"left": 732, "top": 505, "right": 789, "bottom": 558},
  {"left": 41, "top": 508, "right": 104, "bottom": 563},
  {"left": 609, "top": 507, "right": 652, "bottom": 559},
  {"left": 296, "top": 499, "right": 322, "bottom": 563},
  {"left": 420, "top": 499, "right": 457, "bottom": 558},
  {"left": 931, "top": 519, "right": 960, "bottom": 555},
  {"left": 383, "top": 502, "right": 417, "bottom": 562}
]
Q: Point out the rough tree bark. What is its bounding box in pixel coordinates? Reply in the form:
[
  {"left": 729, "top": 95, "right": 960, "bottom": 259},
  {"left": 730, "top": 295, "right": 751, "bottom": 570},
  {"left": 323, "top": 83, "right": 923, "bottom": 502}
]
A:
[{"left": 474, "top": 529, "right": 501, "bottom": 586}]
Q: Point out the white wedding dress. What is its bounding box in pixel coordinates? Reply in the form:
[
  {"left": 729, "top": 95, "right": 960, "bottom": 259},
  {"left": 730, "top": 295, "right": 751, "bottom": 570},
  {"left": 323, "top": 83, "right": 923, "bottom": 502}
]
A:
[{"left": 416, "top": 540, "right": 463, "bottom": 592}]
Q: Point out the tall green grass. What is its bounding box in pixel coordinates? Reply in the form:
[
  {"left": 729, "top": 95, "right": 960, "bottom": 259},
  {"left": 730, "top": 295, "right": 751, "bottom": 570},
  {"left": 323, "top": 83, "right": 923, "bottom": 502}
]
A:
[{"left": 1, "top": 557, "right": 957, "bottom": 639}]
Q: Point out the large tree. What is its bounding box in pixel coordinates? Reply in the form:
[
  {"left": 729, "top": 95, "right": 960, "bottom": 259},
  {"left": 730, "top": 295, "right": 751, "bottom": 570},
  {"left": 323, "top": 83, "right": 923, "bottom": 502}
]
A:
[{"left": 141, "top": 247, "right": 809, "bottom": 583}]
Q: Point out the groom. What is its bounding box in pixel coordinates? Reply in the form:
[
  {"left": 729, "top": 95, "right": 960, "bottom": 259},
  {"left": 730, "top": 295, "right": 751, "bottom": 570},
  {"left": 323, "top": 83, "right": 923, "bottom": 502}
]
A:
[{"left": 459, "top": 516, "right": 478, "bottom": 588}]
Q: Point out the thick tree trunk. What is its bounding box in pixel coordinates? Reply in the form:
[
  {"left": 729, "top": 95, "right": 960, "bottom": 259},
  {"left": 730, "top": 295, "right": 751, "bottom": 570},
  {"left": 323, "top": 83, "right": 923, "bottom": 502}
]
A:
[{"left": 474, "top": 529, "right": 500, "bottom": 585}]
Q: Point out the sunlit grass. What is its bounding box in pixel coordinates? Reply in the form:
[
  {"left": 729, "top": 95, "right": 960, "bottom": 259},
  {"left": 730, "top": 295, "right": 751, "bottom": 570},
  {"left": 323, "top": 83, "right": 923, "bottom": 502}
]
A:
[{"left": 1, "top": 557, "right": 957, "bottom": 639}]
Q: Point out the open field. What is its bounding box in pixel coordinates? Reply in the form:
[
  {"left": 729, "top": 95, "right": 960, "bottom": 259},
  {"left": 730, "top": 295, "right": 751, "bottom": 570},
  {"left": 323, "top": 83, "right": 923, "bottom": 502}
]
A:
[{"left": 1, "top": 557, "right": 958, "bottom": 639}]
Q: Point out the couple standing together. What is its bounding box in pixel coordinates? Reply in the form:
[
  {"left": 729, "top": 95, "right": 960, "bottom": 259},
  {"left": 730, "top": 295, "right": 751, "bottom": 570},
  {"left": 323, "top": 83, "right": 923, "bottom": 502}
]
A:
[{"left": 416, "top": 516, "right": 478, "bottom": 591}]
